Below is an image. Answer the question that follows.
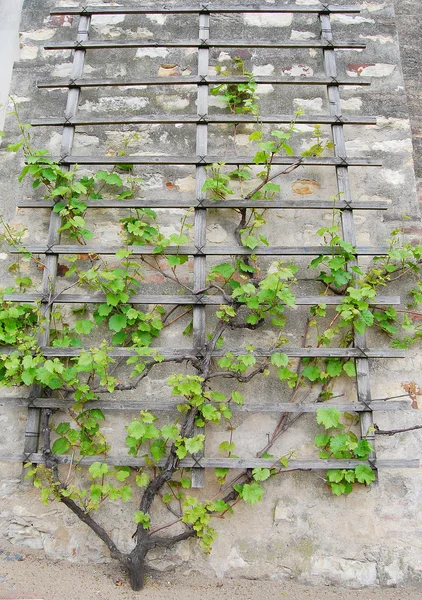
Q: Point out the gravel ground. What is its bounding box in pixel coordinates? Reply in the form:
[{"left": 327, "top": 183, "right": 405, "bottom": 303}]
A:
[{"left": 1, "top": 555, "right": 422, "bottom": 600}]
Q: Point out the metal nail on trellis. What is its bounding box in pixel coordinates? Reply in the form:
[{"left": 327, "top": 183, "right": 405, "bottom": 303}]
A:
[{"left": 1, "top": 2, "right": 419, "bottom": 485}]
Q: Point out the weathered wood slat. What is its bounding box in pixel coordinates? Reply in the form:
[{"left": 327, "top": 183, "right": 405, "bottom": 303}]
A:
[
  {"left": 320, "top": 13, "right": 377, "bottom": 456},
  {"left": 37, "top": 76, "right": 372, "bottom": 88},
  {"left": 0, "top": 398, "right": 412, "bottom": 413},
  {"left": 31, "top": 114, "right": 376, "bottom": 126},
  {"left": 9, "top": 2, "right": 415, "bottom": 484},
  {"left": 190, "top": 11, "right": 210, "bottom": 488},
  {"left": 42, "top": 155, "right": 383, "bottom": 167},
  {"left": 0, "top": 346, "right": 405, "bottom": 359},
  {"left": 2, "top": 454, "right": 418, "bottom": 471},
  {"left": 10, "top": 244, "right": 393, "bottom": 256},
  {"left": 23, "top": 14, "right": 91, "bottom": 464},
  {"left": 50, "top": 5, "right": 362, "bottom": 16},
  {"left": 2, "top": 293, "right": 400, "bottom": 306},
  {"left": 45, "top": 40, "right": 366, "bottom": 51},
  {"left": 16, "top": 198, "right": 390, "bottom": 210}
]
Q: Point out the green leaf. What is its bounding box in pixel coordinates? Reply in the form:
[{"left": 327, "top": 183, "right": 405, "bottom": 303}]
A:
[
  {"left": 184, "top": 435, "right": 205, "bottom": 454},
  {"left": 115, "top": 467, "right": 131, "bottom": 482},
  {"left": 214, "top": 467, "right": 229, "bottom": 483},
  {"left": 326, "top": 469, "right": 344, "bottom": 483},
  {"left": 244, "top": 235, "right": 259, "bottom": 250},
  {"left": 109, "top": 314, "right": 127, "bottom": 332},
  {"left": 329, "top": 434, "right": 350, "bottom": 454},
  {"left": 136, "top": 473, "right": 150, "bottom": 488},
  {"left": 112, "top": 331, "right": 126, "bottom": 345},
  {"left": 97, "top": 304, "right": 113, "bottom": 317},
  {"left": 329, "top": 482, "right": 347, "bottom": 496},
  {"left": 133, "top": 510, "right": 150, "bottom": 528},
  {"left": 127, "top": 420, "right": 146, "bottom": 440},
  {"left": 270, "top": 352, "right": 289, "bottom": 368},
  {"left": 344, "top": 470, "right": 356, "bottom": 483},
  {"left": 314, "top": 434, "right": 330, "bottom": 448},
  {"left": 120, "top": 485, "right": 132, "bottom": 501},
  {"left": 201, "top": 404, "right": 220, "bottom": 422},
  {"left": 328, "top": 256, "right": 346, "bottom": 270},
  {"left": 355, "top": 464, "right": 376, "bottom": 485},
  {"left": 167, "top": 255, "right": 188, "bottom": 267},
  {"left": 51, "top": 437, "right": 70, "bottom": 454},
  {"left": 231, "top": 391, "right": 244, "bottom": 405},
  {"left": 21, "top": 369, "right": 36, "bottom": 385},
  {"left": 219, "top": 441, "right": 235, "bottom": 453},
  {"left": 316, "top": 407, "right": 342, "bottom": 430},
  {"left": 262, "top": 183, "right": 280, "bottom": 194},
  {"left": 326, "top": 360, "right": 343, "bottom": 378},
  {"left": 90, "top": 409, "right": 105, "bottom": 422},
  {"left": 302, "top": 364, "right": 321, "bottom": 382},
  {"left": 89, "top": 461, "right": 109, "bottom": 478},
  {"left": 210, "top": 263, "right": 235, "bottom": 280},
  {"left": 106, "top": 292, "right": 129, "bottom": 306},
  {"left": 161, "top": 424, "right": 180, "bottom": 441},
  {"left": 96, "top": 171, "right": 123, "bottom": 186},
  {"left": 343, "top": 361, "right": 356, "bottom": 377},
  {"left": 7, "top": 141, "right": 24, "bottom": 153},
  {"left": 51, "top": 186, "right": 71, "bottom": 198},
  {"left": 249, "top": 130, "right": 263, "bottom": 141},
  {"left": 354, "top": 439, "right": 373, "bottom": 459},
  {"left": 150, "top": 439, "right": 166, "bottom": 461},
  {"left": 238, "top": 482, "right": 263, "bottom": 505},
  {"left": 252, "top": 467, "right": 271, "bottom": 482},
  {"left": 209, "top": 499, "right": 230, "bottom": 513},
  {"left": 71, "top": 181, "right": 87, "bottom": 195},
  {"left": 56, "top": 422, "right": 71, "bottom": 435},
  {"left": 74, "top": 320, "right": 94, "bottom": 335},
  {"left": 180, "top": 477, "right": 191, "bottom": 489},
  {"left": 175, "top": 445, "right": 187, "bottom": 459}
]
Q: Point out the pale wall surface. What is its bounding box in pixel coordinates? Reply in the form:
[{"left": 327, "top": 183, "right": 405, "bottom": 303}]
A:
[
  {"left": 0, "top": 0, "right": 422, "bottom": 588},
  {"left": 394, "top": 0, "right": 422, "bottom": 193},
  {"left": 0, "top": 0, "right": 23, "bottom": 129}
]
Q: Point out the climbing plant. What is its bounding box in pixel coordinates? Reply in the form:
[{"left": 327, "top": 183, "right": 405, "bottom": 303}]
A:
[{"left": 1, "top": 71, "right": 422, "bottom": 591}]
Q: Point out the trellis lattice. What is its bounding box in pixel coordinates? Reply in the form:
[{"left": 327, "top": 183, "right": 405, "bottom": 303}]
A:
[{"left": 1, "top": 2, "right": 419, "bottom": 484}]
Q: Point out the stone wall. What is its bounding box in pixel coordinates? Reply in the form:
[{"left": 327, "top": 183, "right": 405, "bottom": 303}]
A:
[
  {"left": 0, "top": 0, "right": 421, "bottom": 588},
  {"left": 393, "top": 0, "right": 422, "bottom": 196}
]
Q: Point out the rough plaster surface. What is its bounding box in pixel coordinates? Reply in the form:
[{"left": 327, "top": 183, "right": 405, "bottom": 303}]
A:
[
  {"left": 0, "top": 0, "right": 23, "bottom": 128},
  {"left": 393, "top": 0, "right": 422, "bottom": 194},
  {"left": 0, "top": 0, "right": 421, "bottom": 589}
]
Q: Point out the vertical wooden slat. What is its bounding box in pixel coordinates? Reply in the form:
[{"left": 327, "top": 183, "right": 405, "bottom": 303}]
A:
[
  {"left": 320, "top": 12, "right": 375, "bottom": 457},
  {"left": 191, "top": 11, "right": 210, "bottom": 488},
  {"left": 23, "top": 15, "right": 91, "bottom": 462}
]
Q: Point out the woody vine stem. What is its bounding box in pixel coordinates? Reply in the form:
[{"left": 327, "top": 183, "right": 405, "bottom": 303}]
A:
[{"left": 1, "top": 67, "right": 422, "bottom": 590}]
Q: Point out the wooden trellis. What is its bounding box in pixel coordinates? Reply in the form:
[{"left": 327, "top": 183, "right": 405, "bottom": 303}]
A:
[{"left": 2, "top": 3, "right": 419, "bottom": 485}]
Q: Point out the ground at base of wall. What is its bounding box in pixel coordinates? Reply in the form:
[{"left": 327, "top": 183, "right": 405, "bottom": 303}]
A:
[{"left": 1, "top": 556, "right": 422, "bottom": 600}]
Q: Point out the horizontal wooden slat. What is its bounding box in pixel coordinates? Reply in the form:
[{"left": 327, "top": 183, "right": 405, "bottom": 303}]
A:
[
  {"left": 10, "top": 244, "right": 392, "bottom": 256},
  {"left": 16, "top": 199, "right": 390, "bottom": 210},
  {"left": 0, "top": 398, "right": 412, "bottom": 413},
  {"left": 37, "top": 76, "right": 372, "bottom": 89},
  {"left": 45, "top": 40, "right": 366, "bottom": 51},
  {"left": 2, "top": 453, "right": 418, "bottom": 470},
  {"left": 0, "top": 346, "right": 406, "bottom": 359},
  {"left": 31, "top": 114, "right": 376, "bottom": 127},
  {"left": 50, "top": 5, "right": 362, "bottom": 16},
  {"left": 43, "top": 156, "right": 383, "bottom": 168},
  {"left": 2, "top": 293, "right": 400, "bottom": 306}
]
